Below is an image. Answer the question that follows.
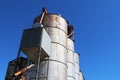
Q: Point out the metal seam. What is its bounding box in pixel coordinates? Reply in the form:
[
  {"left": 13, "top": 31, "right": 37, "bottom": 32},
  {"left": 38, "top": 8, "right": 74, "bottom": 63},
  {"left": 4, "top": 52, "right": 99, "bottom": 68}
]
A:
[
  {"left": 52, "top": 41, "right": 74, "bottom": 53},
  {"left": 51, "top": 41, "right": 68, "bottom": 50},
  {"left": 74, "top": 62, "right": 79, "bottom": 64},
  {"left": 67, "top": 62, "right": 75, "bottom": 66},
  {"left": 45, "top": 13, "right": 68, "bottom": 23},
  {"left": 67, "top": 75, "right": 76, "bottom": 79},
  {"left": 67, "top": 48, "right": 74, "bottom": 52},
  {"left": 30, "top": 77, "right": 47, "bottom": 79},
  {"left": 41, "top": 59, "right": 68, "bottom": 68},
  {"left": 75, "top": 72, "right": 80, "bottom": 75},
  {"left": 44, "top": 26, "right": 67, "bottom": 34}
]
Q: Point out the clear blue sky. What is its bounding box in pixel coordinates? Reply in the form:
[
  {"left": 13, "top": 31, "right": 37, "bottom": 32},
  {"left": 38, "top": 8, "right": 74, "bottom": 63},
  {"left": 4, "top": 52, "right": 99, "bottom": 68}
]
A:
[{"left": 0, "top": 0, "right": 120, "bottom": 80}]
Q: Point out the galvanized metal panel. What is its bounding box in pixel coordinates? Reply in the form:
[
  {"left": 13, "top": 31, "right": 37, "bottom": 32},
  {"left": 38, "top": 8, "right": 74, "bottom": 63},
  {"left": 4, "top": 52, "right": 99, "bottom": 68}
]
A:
[
  {"left": 45, "top": 27, "right": 67, "bottom": 47},
  {"left": 74, "top": 53, "right": 80, "bottom": 80},
  {"left": 75, "top": 73, "right": 80, "bottom": 80},
  {"left": 30, "top": 59, "right": 67, "bottom": 80},
  {"left": 75, "top": 63, "right": 80, "bottom": 74},
  {"left": 79, "top": 72, "right": 84, "bottom": 80},
  {"left": 42, "top": 14, "right": 68, "bottom": 80},
  {"left": 67, "top": 50, "right": 74, "bottom": 63},
  {"left": 41, "top": 28, "right": 51, "bottom": 57},
  {"left": 22, "top": 47, "right": 41, "bottom": 62},
  {"left": 74, "top": 53, "right": 79, "bottom": 64},
  {"left": 20, "top": 27, "right": 51, "bottom": 62},
  {"left": 67, "top": 38, "right": 74, "bottom": 51},
  {"left": 67, "top": 77, "right": 75, "bottom": 80},
  {"left": 67, "top": 63, "right": 75, "bottom": 79},
  {"left": 49, "top": 43, "right": 67, "bottom": 64},
  {"left": 20, "top": 27, "right": 42, "bottom": 48},
  {"left": 74, "top": 52, "right": 80, "bottom": 80},
  {"left": 75, "top": 72, "right": 84, "bottom": 80},
  {"left": 67, "top": 37, "right": 75, "bottom": 80},
  {"left": 48, "top": 60, "right": 67, "bottom": 80}
]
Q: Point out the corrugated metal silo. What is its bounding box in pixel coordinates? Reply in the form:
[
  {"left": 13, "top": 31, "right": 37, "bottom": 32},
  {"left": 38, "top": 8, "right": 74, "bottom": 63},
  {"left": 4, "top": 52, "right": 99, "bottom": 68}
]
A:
[
  {"left": 74, "top": 53, "right": 80, "bottom": 80},
  {"left": 67, "top": 38, "right": 75, "bottom": 80},
  {"left": 79, "top": 72, "right": 84, "bottom": 80},
  {"left": 41, "top": 14, "right": 68, "bottom": 80}
]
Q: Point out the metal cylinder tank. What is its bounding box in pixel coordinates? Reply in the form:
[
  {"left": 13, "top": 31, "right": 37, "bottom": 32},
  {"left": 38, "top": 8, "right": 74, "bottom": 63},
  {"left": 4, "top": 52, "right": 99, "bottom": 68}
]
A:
[
  {"left": 67, "top": 38, "right": 75, "bottom": 80},
  {"left": 74, "top": 53, "right": 80, "bottom": 80},
  {"left": 79, "top": 72, "right": 84, "bottom": 80},
  {"left": 41, "top": 14, "right": 68, "bottom": 80},
  {"left": 67, "top": 37, "right": 74, "bottom": 51},
  {"left": 43, "top": 14, "right": 67, "bottom": 33}
]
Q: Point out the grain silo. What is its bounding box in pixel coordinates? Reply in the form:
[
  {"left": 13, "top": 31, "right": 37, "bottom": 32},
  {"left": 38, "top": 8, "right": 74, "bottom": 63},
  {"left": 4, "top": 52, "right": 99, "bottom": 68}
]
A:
[{"left": 5, "top": 8, "right": 84, "bottom": 80}]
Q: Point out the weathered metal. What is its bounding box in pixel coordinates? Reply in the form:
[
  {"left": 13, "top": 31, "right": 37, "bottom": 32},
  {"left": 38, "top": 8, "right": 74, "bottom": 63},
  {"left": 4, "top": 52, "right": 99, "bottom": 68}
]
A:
[
  {"left": 67, "top": 25, "right": 74, "bottom": 40},
  {"left": 5, "top": 8, "right": 84, "bottom": 80},
  {"left": 43, "top": 14, "right": 67, "bottom": 33},
  {"left": 45, "top": 27, "right": 67, "bottom": 47},
  {"left": 74, "top": 53, "right": 80, "bottom": 74},
  {"left": 20, "top": 27, "right": 51, "bottom": 63},
  {"left": 75, "top": 63, "right": 80, "bottom": 74},
  {"left": 39, "top": 8, "right": 48, "bottom": 24},
  {"left": 75, "top": 72, "right": 84, "bottom": 80},
  {"left": 74, "top": 53, "right": 81, "bottom": 80},
  {"left": 67, "top": 50, "right": 74, "bottom": 63},
  {"left": 75, "top": 73, "right": 80, "bottom": 80},
  {"left": 42, "top": 14, "right": 68, "bottom": 80},
  {"left": 67, "top": 38, "right": 75, "bottom": 80},
  {"left": 50, "top": 43, "right": 67, "bottom": 63},
  {"left": 5, "top": 57, "right": 27, "bottom": 80},
  {"left": 47, "top": 60, "right": 67, "bottom": 80},
  {"left": 67, "top": 38, "right": 74, "bottom": 51},
  {"left": 67, "top": 63, "right": 75, "bottom": 80},
  {"left": 79, "top": 72, "right": 84, "bottom": 80},
  {"left": 74, "top": 52, "right": 79, "bottom": 64},
  {"left": 26, "top": 60, "right": 49, "bottom": 80}
]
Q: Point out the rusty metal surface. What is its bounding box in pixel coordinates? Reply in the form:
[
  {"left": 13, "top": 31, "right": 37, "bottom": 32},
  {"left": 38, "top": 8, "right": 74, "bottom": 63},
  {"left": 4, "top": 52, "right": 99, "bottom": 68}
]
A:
[
  {"left": 67, "top": 25, "right": 74, "bottom": 40},
  {"left": 45, "top": 27, "right": 67, "bottom": 47},
  {"left": 43, "top": 14, "right": 67, "bottom": 33},
  {"left": 42, "top": 14, "right": 68, "bottom": 80}
]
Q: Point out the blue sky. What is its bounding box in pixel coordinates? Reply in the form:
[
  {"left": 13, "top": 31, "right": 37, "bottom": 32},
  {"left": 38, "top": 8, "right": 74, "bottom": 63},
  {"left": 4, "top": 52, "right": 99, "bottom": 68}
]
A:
[{"left": 0, "top": 0, "right": 120, "bottom": 80}]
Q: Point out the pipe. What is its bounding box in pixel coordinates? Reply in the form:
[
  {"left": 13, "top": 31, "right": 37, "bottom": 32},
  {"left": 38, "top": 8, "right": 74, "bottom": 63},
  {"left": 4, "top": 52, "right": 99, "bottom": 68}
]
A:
[
  {"left": 14, "top": 64, "right": 35, "bottom": 77},
  {"left": 40, "top": 7, "right": 48, "bottom": 24}
]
